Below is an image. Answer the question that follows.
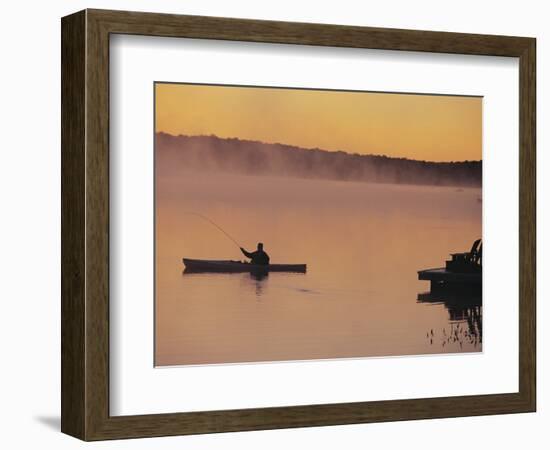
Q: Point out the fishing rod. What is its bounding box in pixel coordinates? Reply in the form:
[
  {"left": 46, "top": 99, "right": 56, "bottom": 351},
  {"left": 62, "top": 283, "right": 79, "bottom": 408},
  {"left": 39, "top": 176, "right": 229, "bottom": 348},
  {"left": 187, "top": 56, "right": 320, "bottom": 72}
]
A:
[{"left": 183, "top": 212, "right": 242, "bottom": 249}]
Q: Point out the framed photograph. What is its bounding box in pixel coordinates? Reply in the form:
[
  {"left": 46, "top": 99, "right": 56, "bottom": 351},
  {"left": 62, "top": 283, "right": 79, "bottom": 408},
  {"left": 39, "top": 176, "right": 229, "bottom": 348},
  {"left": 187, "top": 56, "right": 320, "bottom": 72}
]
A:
[{"left": 61, "top": 9, "right": 536, "bottom": 440}]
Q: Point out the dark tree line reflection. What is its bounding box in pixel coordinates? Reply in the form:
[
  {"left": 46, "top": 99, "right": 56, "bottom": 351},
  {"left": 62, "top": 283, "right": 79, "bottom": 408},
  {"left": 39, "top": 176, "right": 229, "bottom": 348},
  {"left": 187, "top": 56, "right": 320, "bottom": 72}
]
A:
[{"left": 418, "top": 288, "right": 482, "bottom": 350}]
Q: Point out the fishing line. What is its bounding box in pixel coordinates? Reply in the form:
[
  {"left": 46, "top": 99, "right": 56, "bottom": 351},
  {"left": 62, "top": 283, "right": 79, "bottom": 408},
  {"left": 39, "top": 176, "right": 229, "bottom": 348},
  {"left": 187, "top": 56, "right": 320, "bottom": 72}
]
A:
[{"left": 183, "top": 212, "right": 242, "bottom": 249}]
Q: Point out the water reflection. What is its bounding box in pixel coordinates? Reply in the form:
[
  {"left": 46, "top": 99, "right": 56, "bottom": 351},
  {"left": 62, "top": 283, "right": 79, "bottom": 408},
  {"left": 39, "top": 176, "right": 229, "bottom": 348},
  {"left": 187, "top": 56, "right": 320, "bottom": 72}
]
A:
[
  {"left": 248, "top": 271, "right": 268, "bottom": 297},
  {"left": 156, "top": 174, "right": 482, "bottom": 365},
  {"left": 417, "top": 287, "right": 482, "bottom": 349},
  {"left": 182, "top": 269, "right": 271, "bottom": 298}
]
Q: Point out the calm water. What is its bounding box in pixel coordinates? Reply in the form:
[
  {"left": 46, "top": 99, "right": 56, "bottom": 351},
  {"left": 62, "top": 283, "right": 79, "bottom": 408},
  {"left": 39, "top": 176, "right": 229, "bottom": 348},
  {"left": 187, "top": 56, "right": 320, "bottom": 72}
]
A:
[{"left": 155, "top": 173, "right": 482, "bottom": 366}]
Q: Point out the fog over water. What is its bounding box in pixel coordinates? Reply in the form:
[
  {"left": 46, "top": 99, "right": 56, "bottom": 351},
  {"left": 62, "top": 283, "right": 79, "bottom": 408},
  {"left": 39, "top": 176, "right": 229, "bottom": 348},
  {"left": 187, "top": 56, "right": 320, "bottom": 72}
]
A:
[
  {"left": 156, "top": 133, "right": 482, "bottom": 188},
  {"left": 155, "top": 172, "right": 482, "bottom": 366}
]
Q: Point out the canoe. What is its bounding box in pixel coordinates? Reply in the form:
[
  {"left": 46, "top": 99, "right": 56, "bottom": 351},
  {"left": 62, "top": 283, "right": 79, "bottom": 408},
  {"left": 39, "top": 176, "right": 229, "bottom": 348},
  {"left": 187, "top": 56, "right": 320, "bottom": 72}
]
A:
[{"left": 182, "top": 258, "right": 306, "bottom": 273}]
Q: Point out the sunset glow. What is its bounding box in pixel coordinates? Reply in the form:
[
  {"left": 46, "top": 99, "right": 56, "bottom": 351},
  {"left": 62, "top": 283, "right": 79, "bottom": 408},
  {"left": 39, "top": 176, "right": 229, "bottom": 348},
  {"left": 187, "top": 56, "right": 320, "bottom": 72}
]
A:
[{"left": 155, "top": 83, "right": 482, "bottom": 162}]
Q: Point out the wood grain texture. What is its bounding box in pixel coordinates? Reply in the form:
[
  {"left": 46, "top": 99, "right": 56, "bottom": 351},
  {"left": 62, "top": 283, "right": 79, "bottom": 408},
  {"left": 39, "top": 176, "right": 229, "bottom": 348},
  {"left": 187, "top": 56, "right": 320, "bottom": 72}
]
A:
[
  {"left": 518, "top": 39, "right": 536, "bottom": 410},
  {"left": 61, "top": 10, "right": 86, "bottom": 439},
  {"left": 84, "top": 10, "right": 111, "bottom": 440},
  {"left": 88, "top": 8, "right": 532, "bottom": 56},
  {"left": 61, "top": 8, "right": 537, "bottom": 441}
]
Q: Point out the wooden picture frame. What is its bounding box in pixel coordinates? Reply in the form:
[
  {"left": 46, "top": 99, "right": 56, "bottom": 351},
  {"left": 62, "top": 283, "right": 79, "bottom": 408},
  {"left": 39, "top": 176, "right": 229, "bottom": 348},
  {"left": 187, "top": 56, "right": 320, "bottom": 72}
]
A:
[{"left": 61, "top": 9, "right": 536, "bottom": 441}]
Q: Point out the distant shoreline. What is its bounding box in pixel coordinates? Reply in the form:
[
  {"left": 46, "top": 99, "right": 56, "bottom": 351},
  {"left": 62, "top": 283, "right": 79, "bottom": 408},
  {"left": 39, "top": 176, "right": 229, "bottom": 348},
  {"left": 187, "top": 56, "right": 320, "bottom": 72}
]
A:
[{"left": 156, "top": 132, "right": 482, "bottom": 188}]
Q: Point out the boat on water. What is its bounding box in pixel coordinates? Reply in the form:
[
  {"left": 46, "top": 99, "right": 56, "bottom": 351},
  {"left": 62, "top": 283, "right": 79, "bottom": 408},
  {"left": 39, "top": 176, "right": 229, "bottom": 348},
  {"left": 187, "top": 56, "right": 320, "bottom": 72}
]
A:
[
  {"left": 182, "top": 258, "right": 307, "bottom": 273},
  {"left": 418, "top": 239, "right": 482, "bottom": 290}
]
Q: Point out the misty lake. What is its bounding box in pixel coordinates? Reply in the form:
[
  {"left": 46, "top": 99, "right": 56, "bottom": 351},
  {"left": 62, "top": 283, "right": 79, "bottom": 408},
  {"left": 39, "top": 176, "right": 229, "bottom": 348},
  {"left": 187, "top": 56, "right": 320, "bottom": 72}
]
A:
[{"left": 155, "top": 173, "right": 482, "bottom": 366}]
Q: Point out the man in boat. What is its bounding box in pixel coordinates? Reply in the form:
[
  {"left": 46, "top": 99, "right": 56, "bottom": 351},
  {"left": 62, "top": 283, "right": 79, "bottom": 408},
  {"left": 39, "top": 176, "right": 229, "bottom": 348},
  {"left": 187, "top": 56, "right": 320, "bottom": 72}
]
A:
[{"left": 240, "top": 243, "right": 270, "bottom": 265}]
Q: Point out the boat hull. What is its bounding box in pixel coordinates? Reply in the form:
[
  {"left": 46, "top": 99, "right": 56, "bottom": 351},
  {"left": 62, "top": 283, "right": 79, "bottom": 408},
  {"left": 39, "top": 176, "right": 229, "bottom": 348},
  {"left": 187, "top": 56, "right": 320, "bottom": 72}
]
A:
[
  {"left": 183, "top": 258, "right": 307, "bottom": 273},
  {"left": 418, "top": 267, "right": 481, "bottom": 294},
  {"left": 418, "top": 267, "right": 481, "bottom": 284}
]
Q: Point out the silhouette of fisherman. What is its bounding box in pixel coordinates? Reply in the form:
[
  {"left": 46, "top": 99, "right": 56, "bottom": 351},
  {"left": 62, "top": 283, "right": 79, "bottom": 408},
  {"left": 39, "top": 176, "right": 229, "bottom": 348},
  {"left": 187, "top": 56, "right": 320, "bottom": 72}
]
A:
[{"left": 240, "top": 243, "right": 270, "bottom": 265}]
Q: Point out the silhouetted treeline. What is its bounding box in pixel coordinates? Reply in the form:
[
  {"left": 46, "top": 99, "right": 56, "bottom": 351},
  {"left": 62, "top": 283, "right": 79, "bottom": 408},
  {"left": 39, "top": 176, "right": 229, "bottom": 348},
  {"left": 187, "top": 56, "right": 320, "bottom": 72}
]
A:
[{"left": 156, "top": 133, "right": 482, "bottom": 187}]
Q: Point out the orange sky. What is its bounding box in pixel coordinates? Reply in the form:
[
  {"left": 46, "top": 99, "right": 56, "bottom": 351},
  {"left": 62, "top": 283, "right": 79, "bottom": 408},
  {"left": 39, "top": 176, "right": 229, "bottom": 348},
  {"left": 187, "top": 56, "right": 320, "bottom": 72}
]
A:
[{"left": 155, "top": 83, "right": 482, "bottom": 162}]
